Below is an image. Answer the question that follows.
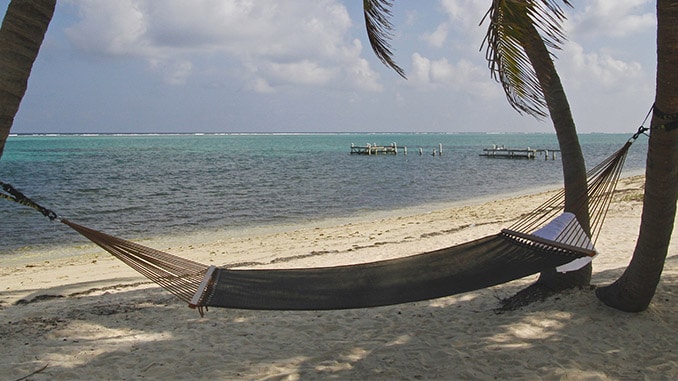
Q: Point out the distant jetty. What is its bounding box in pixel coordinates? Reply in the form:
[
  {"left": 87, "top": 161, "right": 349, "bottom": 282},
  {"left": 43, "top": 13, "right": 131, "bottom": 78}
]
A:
[
  {"left": 480, "top": 145, "right": 560, "bottom": 160},
  {"left": 350, "top": 143, "right": 443, "bottom": 156}
]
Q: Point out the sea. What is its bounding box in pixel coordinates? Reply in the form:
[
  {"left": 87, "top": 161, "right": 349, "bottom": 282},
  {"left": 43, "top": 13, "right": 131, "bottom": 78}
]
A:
[{"left": 0, "top": 132, "right": 647, "bottom": 258}]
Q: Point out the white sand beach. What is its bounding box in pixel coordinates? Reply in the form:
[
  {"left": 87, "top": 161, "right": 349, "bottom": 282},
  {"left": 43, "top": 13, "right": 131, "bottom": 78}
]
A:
[{"left": 1, "top": 175, "right": 676, "bottom": 380}]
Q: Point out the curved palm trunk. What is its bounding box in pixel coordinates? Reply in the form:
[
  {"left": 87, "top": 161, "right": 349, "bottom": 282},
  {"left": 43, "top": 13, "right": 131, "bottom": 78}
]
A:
[
  {"left": 0, "top": 0, "right": 55, "bottom": 159},
  {"left": 519, "top": 15, "right": 591, "bottom": 289},
  {"left": 596, "top": 0, "right": 678, "bottom": 312}
]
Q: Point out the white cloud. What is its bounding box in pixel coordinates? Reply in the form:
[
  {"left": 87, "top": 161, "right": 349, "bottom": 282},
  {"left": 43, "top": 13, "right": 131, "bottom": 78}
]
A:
[
  {"left": 567, "top": 0, "right": 655, "bottom": 38},
  {"left": 421, "top": 23, "right": 449, "bottom": 48},
  {"left": 411, "top": 53, "right": 432, "bottom": 84},
  {"left": 249, "top": 77, "right": 275, "bottom": 94},
  {"left": 64, "top": 0, "right": 382, "bottom": 91},
  {"left": 409, "top": 53, "right": 498, "bottom": 98},
  {"left": 560, "top": 42, "right": 646, "bottom": 91},
  {"left": 420, "top": 0, "right": 492, "bottom": 54},
  {"left": 438, "top": 0, "right": 487, "bottom": 28},
  {"left": 65, "top": 0, "right": 148, "bottom": 56},
  {"left": 265, "top": 60, "right": 336, "bottom": 87},
  {"left": 346, "top": 56, "right": 383, "bottom": 92}
]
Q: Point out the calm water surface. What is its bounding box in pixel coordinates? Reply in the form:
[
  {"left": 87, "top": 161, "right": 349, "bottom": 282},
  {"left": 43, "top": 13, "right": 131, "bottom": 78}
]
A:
[{"left": 0, "top": 133, "right": 647, "bottom": 256}]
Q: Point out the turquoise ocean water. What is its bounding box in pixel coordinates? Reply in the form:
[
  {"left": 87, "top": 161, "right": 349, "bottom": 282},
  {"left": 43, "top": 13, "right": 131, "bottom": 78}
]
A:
[{"left": 0, "top": 133, "right": 647, "bottom": 257}]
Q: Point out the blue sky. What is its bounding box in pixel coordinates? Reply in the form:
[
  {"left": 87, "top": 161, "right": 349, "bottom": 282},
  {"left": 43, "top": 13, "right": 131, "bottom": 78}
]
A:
[{"left": 4, "top": 0, "right": 657, "bottom": 134}]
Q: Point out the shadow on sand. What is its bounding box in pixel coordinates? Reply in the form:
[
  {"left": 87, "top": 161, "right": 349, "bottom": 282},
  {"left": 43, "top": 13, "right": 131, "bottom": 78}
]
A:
[{"left": 2, "top": 256, "right": 676, "bottom": 380}]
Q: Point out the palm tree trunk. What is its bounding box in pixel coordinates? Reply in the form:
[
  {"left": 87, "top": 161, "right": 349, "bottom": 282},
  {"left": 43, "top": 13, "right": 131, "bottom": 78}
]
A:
[
  {"left": 596, "top": 0, "right": 678, "bottom": 312},
  {"left": 519, "top": 15, "right": 591, "bottom": 290},
  {"left": 0, "top": 0, "right": 55, "bottom": 159}
]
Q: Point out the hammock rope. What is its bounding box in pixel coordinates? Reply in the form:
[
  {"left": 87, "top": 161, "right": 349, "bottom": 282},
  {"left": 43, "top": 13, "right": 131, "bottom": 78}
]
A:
[
  {"left": 1, "top": 130, "right": 646, "bottom": 314},
  {"left": 1, "top": 181, "right": 59, "bottom": 220},
  {"left": 61, "top": 219, "right": 210, "bottom": 306},
  {"left": 508, "top": 140, "right": 629, "bottom": 243}
]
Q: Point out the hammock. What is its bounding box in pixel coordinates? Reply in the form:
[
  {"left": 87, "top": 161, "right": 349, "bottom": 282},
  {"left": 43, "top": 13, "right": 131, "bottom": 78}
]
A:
[{"left": 1, "top": 137, "right": 638, "bottom": 315}]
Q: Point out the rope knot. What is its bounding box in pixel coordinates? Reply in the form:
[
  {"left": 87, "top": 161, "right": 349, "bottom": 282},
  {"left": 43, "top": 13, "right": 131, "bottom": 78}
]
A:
[{"left": 0, "top": 181, "right": 60, "bottom": 221}]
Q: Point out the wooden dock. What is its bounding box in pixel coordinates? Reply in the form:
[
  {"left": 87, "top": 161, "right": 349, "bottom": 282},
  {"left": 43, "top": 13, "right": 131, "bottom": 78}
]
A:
[
  {"left": 350, "top": 143, "right": 399, "bottom": 155},
  {"left": 350, "top": 143, "right": 444, "bottom": 156},
  {"left": 480, "top": 145, "right": 560, "bottom": 160}
]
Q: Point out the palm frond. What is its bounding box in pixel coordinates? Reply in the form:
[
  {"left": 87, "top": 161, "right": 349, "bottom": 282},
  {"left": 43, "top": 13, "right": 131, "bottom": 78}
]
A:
[
  {"left": 481, "top": 0, "right": 571, "bottom": 119},
  {"left": 363, "top": 0, "right": 406, "bottom": 79}
]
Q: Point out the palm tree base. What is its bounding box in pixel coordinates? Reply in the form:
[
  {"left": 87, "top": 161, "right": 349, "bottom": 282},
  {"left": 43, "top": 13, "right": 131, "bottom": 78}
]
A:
[
  {"left": 495, "top": 265, "right": 592, "bottom": 312},
  {"left": 496, "top": 283, "right": 556, "bottom": 312},
  {"left": 496, "top": 282, "right": 597, "bottom": 313},
  {"left": 595, "top": 280, "right": 654, "bottom": 313},
  {"left": 536, "top": 263, "right": 592, "bottom": 290}
]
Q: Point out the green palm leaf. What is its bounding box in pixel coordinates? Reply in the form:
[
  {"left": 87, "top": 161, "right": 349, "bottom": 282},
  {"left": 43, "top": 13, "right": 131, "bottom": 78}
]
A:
[
  {"left": 481, "top": 0, "right": 571, "bottom": 119},
  {"left": 363, "top": 0, "right": 406, "bottom": 79}
]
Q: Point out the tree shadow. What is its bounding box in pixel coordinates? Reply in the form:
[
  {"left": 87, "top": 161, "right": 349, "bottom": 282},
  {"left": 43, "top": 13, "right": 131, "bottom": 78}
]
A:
[{"left": 2, "top": 257, "right": 676, "bottom": 380}]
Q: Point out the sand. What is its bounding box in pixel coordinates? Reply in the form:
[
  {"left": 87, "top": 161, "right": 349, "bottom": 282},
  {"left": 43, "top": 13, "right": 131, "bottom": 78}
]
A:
[{"left": 1, "top": 175, "right": 676, "bottom": 380}]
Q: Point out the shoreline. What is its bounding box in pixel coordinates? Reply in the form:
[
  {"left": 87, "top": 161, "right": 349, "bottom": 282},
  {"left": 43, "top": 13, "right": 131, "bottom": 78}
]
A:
[
  {"left": 0, "top": 173, "right": 605, "bottom": 265},
  {"left": 1, "top": 178, "right": 566, "bottom": 265},
  {"left": 1, "top": 173, "right": 676, "bottom": 380}
]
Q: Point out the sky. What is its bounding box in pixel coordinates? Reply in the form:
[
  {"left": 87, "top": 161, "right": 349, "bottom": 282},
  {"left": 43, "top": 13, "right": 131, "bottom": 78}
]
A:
[{"left": 3, "top": 0, "right": 658, "bottom": 134}]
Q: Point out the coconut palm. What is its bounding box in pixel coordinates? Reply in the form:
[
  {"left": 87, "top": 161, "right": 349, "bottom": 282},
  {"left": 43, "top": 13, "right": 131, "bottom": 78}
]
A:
[
  {"left": 596, "top": 0, "right": 678, "bottom": 312},
  {"left": 364, "top": 0, "right": 591, "bottom": 293},
  {"left": 0, "top": 0, "right": 55, "bottom": 159}
]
